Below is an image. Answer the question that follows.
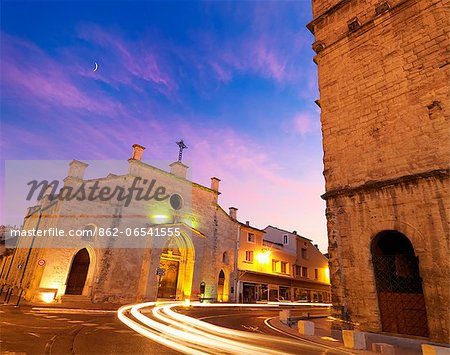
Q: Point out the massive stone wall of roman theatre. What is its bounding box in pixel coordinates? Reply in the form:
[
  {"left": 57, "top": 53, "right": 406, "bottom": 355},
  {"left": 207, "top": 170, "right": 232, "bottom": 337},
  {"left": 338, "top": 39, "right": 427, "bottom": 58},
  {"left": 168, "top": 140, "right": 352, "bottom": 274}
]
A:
[
  {"left": 309, "top": 0, "right": 449, "bottom": 342},
  {"left": 310, "top": 0, "right": 448, "bottom": 191},
  {"left": 325, "top": 175, "right": 449, "bottom": 341}
]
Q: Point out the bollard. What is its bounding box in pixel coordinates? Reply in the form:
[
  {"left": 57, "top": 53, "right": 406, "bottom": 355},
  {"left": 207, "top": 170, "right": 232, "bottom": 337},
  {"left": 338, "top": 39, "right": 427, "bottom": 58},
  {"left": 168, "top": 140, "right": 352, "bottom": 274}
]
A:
[
  {"left": 421, "top": 344, "right": 450, "bottom": 355},
  {"left": 297, "top": 320, "right": 315, "bottom": 335},
  {"left": 342, "top": 330, "right": 366, "bottom": 350},
  {"left": 279, "top": 310, "right": 291, "bottom": 325},
  {"left": 372, "top": 342, "right": 395, "bottom": 354}
]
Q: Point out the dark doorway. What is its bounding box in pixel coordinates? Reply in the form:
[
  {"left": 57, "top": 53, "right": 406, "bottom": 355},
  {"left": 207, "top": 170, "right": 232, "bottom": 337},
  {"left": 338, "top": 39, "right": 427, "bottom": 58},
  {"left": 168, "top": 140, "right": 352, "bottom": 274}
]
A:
[
  {"left": 66, "top": 248, "right": 90, "bottom": 295},
  {"left": 243, "top": 283, "right": 256, "bottom": 303},
  {"left": 217, "top": 270, "right": 225, "bottom": 301},
  {"left": 371, "top": 230, "right": 428, "bottom": 337}
]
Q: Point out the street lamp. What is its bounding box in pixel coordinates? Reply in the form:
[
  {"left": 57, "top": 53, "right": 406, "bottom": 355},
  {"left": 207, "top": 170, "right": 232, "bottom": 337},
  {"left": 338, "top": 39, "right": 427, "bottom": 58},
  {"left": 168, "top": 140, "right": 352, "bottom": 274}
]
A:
[{"left": 256, "top": 249, "right": 271, "bottom": 264}]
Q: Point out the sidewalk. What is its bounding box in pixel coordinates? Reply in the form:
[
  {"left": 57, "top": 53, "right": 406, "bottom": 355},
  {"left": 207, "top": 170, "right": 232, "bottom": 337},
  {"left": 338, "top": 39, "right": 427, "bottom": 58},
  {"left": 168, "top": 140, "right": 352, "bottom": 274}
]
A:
[
  {"left": 2, "top": 294, "right": 121, "bottom": 311},
  {"left": 270, "top": 316, "right": 449, "bottom": 355}
]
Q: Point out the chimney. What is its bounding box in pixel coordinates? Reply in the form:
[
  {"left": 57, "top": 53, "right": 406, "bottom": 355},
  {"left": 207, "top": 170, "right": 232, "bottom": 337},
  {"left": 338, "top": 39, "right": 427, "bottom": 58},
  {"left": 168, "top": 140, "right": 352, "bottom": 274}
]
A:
[
  {"left": 211, "top": 177, "right": 220, "bottom": 192},
  {"left": 293, "top": 230, "right": 297, "bottom": 235},
  {"left": 67, "top": 160, "right": 88, "bottom": 180},
  {"left": 229, "top": 207, "right": 238, "bottom": 220},
  {"left": 169, "top": 161, "right": 189, "bottom": 179},
  {"left": 130, "top": 144, "right": 145, "bottom": 161},
  {"left": 246, "top": 221, "right": 250, "bottom": 226},
  {"left": 314, "top": 244, "right": 319, "bottom": 249}
]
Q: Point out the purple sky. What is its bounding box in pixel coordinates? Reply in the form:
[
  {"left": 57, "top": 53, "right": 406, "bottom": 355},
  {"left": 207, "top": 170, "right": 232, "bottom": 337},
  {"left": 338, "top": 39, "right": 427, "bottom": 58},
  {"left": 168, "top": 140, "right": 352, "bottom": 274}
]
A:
[{"left": 1, "top": 1, "right": 327, "bottom": 251}]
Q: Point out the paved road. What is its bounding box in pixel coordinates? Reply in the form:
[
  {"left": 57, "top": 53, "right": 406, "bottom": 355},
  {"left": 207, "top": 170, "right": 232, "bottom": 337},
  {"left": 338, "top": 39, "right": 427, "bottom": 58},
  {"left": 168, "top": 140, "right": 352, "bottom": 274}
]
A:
[
  {"left": 0, "top": 305, "right": 178, "bottom": 354},
  {"left": 1, "top": 303, "right": 347, "bottom": 354},
  {"left": 179, "top": 306, "right": 348, "bottom": 355},
  {"left": 119, "top": 302, "right": 349, "bottom": 354}
]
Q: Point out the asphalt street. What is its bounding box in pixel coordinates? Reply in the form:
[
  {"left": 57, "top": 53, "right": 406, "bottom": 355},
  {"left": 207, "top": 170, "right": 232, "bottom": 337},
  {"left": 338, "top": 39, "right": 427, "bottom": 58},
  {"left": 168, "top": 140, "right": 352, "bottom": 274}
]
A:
[
  {"left": 0, "top": 305, "right": 178, "bottom": 355},
  {"left": 1, "top": 304, "right": 346, "bottom": 355}
]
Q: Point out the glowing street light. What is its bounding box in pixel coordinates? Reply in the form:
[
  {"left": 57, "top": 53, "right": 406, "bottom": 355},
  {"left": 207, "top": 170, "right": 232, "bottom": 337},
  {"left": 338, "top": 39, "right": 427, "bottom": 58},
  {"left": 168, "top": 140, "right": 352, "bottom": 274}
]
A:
[{"left": 256, "top": 250, "right": 271, "bottom": 264}]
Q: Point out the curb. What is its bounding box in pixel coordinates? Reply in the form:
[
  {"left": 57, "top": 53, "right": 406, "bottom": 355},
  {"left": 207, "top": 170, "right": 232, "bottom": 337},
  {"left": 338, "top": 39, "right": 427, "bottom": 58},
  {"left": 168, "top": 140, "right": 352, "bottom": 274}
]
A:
[{"left": 266, "top": 317, "right": 361, "bottom": 354}]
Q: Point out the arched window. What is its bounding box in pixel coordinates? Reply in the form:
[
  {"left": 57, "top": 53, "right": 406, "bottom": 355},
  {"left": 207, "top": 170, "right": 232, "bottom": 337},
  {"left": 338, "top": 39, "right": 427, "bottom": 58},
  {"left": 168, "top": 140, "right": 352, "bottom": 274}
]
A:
[{"left": 222, "top": 251, "right": 229, "bottom": 264}]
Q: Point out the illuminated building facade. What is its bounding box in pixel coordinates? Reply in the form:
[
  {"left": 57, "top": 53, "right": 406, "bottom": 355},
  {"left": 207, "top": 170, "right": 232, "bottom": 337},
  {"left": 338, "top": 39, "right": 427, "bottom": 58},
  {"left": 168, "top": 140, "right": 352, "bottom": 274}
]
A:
[
  {"left": 1, "top": 144, "right": 239, "bottom": 305},
  {"left": 237, "top": 224, "right": 330, "bottom": 303}
]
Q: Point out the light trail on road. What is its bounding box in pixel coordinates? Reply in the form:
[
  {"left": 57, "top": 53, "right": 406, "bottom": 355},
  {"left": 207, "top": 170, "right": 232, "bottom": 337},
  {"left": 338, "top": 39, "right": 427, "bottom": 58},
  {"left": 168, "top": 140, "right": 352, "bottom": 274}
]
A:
[{"left": 117, "top": 301, "right": 341, "bottom": 355}]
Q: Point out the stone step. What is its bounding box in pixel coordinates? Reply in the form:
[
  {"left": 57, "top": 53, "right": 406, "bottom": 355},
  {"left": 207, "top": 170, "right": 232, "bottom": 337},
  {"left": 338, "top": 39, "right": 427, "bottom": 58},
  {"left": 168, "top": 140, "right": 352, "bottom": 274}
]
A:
[{"left": 60, "top": 294, "right": 92, "bottom": 303}]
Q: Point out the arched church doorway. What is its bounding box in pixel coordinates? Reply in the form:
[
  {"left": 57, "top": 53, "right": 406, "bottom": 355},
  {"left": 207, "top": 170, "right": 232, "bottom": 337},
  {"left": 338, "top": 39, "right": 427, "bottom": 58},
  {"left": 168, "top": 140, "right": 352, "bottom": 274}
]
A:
[
  {"left": 157, "top": 234, "right": 195, "bottom": 300},
  {"left": 157, "top": 239, "right": 180, "bottom": 299},
  {"left": 66, "top": 248, "right": 90, "bottom": 295},
  {"left": 371, "top": 230, "right": 428, "bottom": 337},
  {"left": 217, "top": 270, "right": 225, "bottom": 302}
]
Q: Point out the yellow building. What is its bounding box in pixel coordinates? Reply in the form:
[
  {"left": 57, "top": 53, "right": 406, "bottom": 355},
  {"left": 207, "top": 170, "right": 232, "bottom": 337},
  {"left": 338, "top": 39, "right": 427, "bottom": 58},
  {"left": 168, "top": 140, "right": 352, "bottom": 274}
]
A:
[{"left": 236, "top": 223, "right": 330, "bottom": 303}]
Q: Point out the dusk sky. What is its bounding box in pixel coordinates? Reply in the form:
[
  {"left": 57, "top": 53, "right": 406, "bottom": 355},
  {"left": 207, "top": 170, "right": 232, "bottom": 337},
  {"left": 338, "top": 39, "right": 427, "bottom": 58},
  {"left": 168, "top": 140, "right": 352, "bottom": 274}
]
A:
[{"left": 1, "top": 1, "right": 327, "bottom": 251}]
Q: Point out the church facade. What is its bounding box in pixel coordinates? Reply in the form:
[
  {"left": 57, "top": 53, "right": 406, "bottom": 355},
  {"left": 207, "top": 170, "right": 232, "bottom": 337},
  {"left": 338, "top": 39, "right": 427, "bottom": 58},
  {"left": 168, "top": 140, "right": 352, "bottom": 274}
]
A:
[{"left": 2, "top": 144, "right": 239, "bottom": 305}]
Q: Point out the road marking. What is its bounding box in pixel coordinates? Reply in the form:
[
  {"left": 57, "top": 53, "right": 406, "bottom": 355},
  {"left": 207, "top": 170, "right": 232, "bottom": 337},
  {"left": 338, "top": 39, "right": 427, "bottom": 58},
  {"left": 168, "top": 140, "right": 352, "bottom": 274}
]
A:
[
  {"left": 241, "top": 325, "right": 259, "bottom": 332},
  {"left": 43, "top": 315, "right": 58, "bottom": 318},
  {"left": 263, "top": 317, "right": 354, "bottom": 354},
  {"left": 114, "top": 329, "right": 134, "bottom": 333},
  {"left": 81, "top": 323, "right": 98, "bottom": 326},
  {"left": 27, "top": 332, "right": 40, "bottom": 338},
  {"left": 54, "top": 318, "right": 70, "bottom": 321},
  {"left": 1, "top": 321, "right": 67, "bottom": 330},
  {"left": 32, "top": 307, "right": 115, "bottom": 314},
  {"left": 44, "top": 335, "right": 57, "bottom": 355},
  {"left": 67, "top": 320, "right": 84, "bottom": 323},
  {"left": 198, "top": 312, "right": 250, "bottom": 320},
  {"left": 96, "top": 325, "right": 115, "bottom": 330}
]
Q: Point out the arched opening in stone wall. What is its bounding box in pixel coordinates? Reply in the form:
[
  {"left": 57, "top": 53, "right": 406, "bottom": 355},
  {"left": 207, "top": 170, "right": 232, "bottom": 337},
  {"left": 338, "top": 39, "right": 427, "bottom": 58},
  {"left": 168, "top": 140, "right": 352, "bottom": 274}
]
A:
[
  {"left": 65, "top": 248, "right": 90, "bottom": 295},
  {"left": 371, "top": 230, "right": 428, "bottom": 337},
  {"left": 157, "top": 233, "right": 195, "bottom": 300},
  {"left": 217, "top": 270, "right": 225, "bottom": 302}
]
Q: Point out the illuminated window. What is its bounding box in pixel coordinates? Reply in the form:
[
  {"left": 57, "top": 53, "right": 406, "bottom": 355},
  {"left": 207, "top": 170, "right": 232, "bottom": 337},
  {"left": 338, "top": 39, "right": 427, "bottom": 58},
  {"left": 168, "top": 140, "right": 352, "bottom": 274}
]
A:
[
  {"left": 281, "top": 261, "right": 288, "bottom": 274},
  {"left": 247, "top": 233, "right": 255, "bottom": 243},
  {"left": 245, "top": 251, "right": 253, "bottom": 263},
  {"left": 302, "top": 267, "right": 308, "bottom": 278},
  {"left": 272, "top": 259, "right": 279, "bottom": 272},
  {"left": 282, "top": 234, "right": 288, "bottom": 245},
  {"left": 314, "top": 268, "right": 318, "bottom": 279}
]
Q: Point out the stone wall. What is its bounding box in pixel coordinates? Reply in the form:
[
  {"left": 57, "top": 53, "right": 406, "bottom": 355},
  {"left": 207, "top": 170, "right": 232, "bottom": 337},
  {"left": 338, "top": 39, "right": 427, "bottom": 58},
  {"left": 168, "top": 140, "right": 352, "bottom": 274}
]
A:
[
  {"left": 310, "top": 0, "right": 448, "bottom": 191},
  {"left": 308, "top": 0, "right": 449, "bottom": 342}
]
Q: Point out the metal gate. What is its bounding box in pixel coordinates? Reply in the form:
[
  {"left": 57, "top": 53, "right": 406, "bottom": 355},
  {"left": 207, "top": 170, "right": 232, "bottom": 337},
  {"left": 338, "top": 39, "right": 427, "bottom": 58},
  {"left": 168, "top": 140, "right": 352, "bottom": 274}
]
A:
[{"left": 372, "top": 254, "right": 428, "bottom": 337}]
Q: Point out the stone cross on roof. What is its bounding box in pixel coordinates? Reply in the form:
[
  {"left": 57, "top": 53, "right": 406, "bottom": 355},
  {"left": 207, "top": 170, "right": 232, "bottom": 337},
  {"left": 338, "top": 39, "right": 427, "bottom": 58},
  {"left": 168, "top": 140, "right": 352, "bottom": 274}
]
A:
[{"left": 176, "top": 140, "right": 188, "bottom": 162}]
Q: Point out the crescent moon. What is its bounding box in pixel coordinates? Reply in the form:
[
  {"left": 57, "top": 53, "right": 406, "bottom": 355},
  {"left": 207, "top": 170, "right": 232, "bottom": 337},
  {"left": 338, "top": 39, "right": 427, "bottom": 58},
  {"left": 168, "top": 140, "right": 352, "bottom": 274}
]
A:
[{"left": 93, "top": 62, "right": 99, "bottom": 72}]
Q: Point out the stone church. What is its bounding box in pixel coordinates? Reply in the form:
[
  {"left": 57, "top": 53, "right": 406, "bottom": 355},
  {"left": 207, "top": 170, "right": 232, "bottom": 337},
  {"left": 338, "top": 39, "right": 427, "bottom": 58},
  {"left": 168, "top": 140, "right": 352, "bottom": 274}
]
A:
[
  {"left": 308, "top": 0, "right": 448, "bottom": 342},
  {"left": 3, "top": 144, "right": 239, "bottom": 305}
]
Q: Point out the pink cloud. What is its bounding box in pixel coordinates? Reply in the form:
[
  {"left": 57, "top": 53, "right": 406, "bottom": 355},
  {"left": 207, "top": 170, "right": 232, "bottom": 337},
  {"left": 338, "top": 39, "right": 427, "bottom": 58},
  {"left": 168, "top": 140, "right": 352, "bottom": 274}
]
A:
[
  {"left": 292, "top": 112, "right": 317, "bottom": 135},
  {"left": 1, "top": 33, "right": 123, "bottom": 116}
]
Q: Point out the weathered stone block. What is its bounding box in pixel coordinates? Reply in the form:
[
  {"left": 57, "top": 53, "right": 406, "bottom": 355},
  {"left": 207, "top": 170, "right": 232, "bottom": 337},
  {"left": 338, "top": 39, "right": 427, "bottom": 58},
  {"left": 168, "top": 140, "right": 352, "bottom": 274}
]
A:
[
  {"left": 342, "top": 330, "right": 366, "bottom": 350},
  {"left": 372, "top": 342, "right": 395, "bottom": 354},
  {"left": 279, "top": 310, "right": 291, "bottom": 324},
  {"left": 421, "top": 344, "right": 450, "bottom": 355},
  {"left": 297, "top": 320, "right": 315, "bottom": 336}
]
